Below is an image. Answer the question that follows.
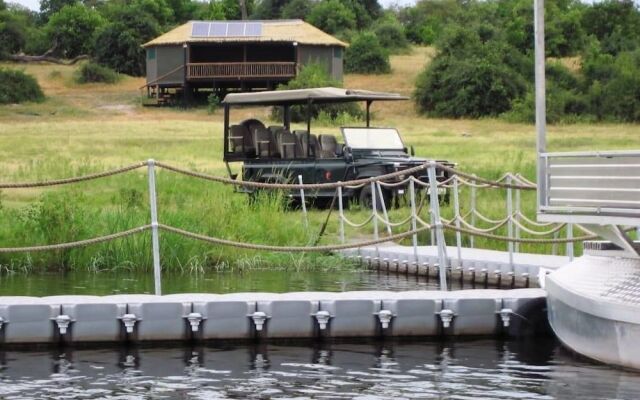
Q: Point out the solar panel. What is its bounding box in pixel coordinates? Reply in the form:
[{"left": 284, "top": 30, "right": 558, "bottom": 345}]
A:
[
  {"left": 191, "top": 22, "right": 210, "bottom": 37},
  {"left": 244, "top": 22, "right": 262, "bottom": 36},
  {"left": 190, "top": 22, "right": 263, "bottom": 38},
  {"left": 227, "top": 22, "right": 244, "bottom": 36},
  {"left": 210, "top": 22, "right": 227, "bottom": 37}
]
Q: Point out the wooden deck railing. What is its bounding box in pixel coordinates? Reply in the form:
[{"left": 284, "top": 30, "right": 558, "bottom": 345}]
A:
[{"left": 187, "top": 62, "right": 296, "bottom": 79}]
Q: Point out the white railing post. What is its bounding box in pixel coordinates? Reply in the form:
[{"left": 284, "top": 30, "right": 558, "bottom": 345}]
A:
[
  {"left": 371, "top": 181, "right": 379, "bottom": 241},
  {"left": 298, "top": 175, "right": 308, "bottom": 228},
  {"left": 507, "top": 175, "right": 514, "bottom": 271},
  {"left": 376, "top": 182, "right": 393, "bottom": 236},
  {"left": 566, "top": 223, "right": 574, "bottom": 260},
  {"left": 147, "top": 159, "right": 162, "bottom": 296},
  {"left": 428, "top": 162, "right": 448, "bottom": 291},
  {"left": 470, "top": 174, "right": 477, "bottom": 248},
  {"left": 453, "top": 176, "right": 462, "bottom": 267},
  {"left": 515, "top": 183, "right": 521, "bottom": 253},
  {"left": 338, "top": 184, "right": 345, "bottom": 244},
  {"left": 409, "top": 178, "right": 419, "bottom": 263}
]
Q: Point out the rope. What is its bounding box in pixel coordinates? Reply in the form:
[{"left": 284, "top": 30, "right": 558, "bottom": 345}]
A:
[
  {"left": 156, "top": 161, "right": 430, "bottom": 190},
  {"left": 457, "top": 215, "right": 510, "bottom": 233},
  {"left": 375, "top": 213, "right": 413, "bottom": 228},
  {"left": 515, "top": 212, "right": 557, "bottom": 227},
  {"left": 342, "top": 213, "right": 375, "bottom": 228},
  {"left": 158, "top": 223, "right": 431, "bottom": 252},
  {"left": 0, "top": 162, "right": 147, "bottom": 189},
  {"left": 472, "top": 209, "right": 507, "bottom": 224},
  {"left": 510, "top": 218, "right": 567, "bottom": 236},
  {"left": 0, "top": 225, "right": 151, "bottom": 253},
  {"left": 436, "top": 164, "right": 536, "bottom": 190},
  {"left": 442, "top": 223, "right": 596, "bottom": 244}
]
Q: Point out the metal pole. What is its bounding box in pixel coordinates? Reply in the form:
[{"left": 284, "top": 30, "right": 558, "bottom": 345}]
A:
[
  {"left": 534, "top": 0, "right": 547, "bottom": 212},
  {"left": 470, "top": 175, "right": 476, "bottom": 248},
  {"left": 507, "top": 175, "right": 514, "bottom": 271},
  {"left": 371, "top": 181, "right": 379, "bottom": 240},
  {"left": 338, "top": 184, "right": 345, "bottom": 244},
  {"left": 566, "top": 223, "right": 574, "bottom": 261},
  {"left": 376, "top": 182, "right": 393, "bottom": 236},
  {"left": 515, "top": 182, "right": 521, "bottom": 253},
  {"left": 428, "top": 162, "right": 448, "bottom": 291},
  {"left": 453, "top": 176, "right": 462, "bottom": 267},
  {"left": 409, "top": 178, "right": 419, "bottom": 263},
  {"left": 147, "top": 159, "right": 162, "bottom": 296},
  {"left": 298, "top": 175, "right": 308, "bottom": 228}
]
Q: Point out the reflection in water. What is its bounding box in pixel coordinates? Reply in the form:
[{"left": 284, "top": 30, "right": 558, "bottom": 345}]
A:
[{"left": 0, "top": 339, "right": 638, "bottom": 399}]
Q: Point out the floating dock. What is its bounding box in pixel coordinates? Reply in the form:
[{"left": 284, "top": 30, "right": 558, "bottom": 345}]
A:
[
  {"left": 0, "top": 289, "right": 548, "bottom": 345},
  {"left": 343, "top": 245, "right": 569, "bottom": 287}
]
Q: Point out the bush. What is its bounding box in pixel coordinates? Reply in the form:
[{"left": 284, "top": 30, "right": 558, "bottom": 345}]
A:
[
  {"left": 74, "top": 62, "right": 119, "bottom": 84},
  {"left": 207, "top": 93, "right": 220, "bottom": 114},
  {"left": 345, "top": 31, "right": 391, "bottom": 74},
  {"left": 0, "top": 68, "right": 44, "bottom": 104},
  {"left": 308, "top": 0, "right": 356, "bottom": 35},
  {"left": 373, "top": 20, "right": 410, "bottom": 54},
  {"left": 272, "top": 63, "right": 363, "bottom": 123}
]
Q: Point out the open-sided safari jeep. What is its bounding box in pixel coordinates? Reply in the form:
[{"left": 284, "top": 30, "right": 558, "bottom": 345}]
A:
[{"left": 222, "top": 87, "right": 454, "bottom": 207}]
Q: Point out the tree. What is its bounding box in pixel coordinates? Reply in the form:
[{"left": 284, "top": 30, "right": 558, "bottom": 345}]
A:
[
  {"left": 40, "top": 0, "right": 77, "bottom": 21},
  {"left": 205, "top": 0, "right": 254, "bottom": 20},
  {"left": 281, "top": 0, "right": 311, "bottom": 19},
  {"left": 93, "top": 5, "right": 160, "bottom": 76},
  {"left": 345, "top": 31, "right": 390, "bottom": 74},
  {"left": 373, "top": 19, "right": 409, "bottom": 53},
  {"left": 45, "top": 3, "right": 104, "bottom": 58},
  {"left": 0, "top": 9, "right": 27, "bottom": 58},
  {"left": 308, "top": 0, "right": 356, "bottom": 35}
]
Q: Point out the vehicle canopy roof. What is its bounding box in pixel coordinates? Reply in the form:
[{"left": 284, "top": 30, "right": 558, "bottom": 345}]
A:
[{"left": 222, "top": 87, "right": 408, "bottom": 106}]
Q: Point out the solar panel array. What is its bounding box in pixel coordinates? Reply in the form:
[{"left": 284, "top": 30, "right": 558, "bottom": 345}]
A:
[{"left": 191, "top": 22, "right": 263, "bottom": 38}]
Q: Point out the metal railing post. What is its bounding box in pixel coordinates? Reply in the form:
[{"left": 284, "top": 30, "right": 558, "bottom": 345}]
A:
[
  {"left": 371, "top": 181, "right": 379, "bottom": 241},
  {"left": 298, "top": 175, "right": 308, "bottom": 228},
  {"left": 515, "top": 182, "right": 521, "bottom": 253},
  {"left": 453, "top": 176, "right": 462, "bottom": 267},
  {"left": 428, "top": 162, "right": 448, "bottom": 291},
  {"left": 470, "top": 174, "right": 477, "bottom": 248},
  {"left": 566, "top": 223, "right": 574, "bottom": 260},
  {"left": 147, "top": 159, "right": 162, "bottom": 296},
  {"left": 376, "top": 182, "right": 393, "bottom": 236},
  {"left": 338, "top": 184, "right": 345, "bottom": 244},
  {"left": 409, "top": 178, "right": 419, "bottom": 263},
  {"left": 507, "top": 175, "right": 514, "bottom": 271}
]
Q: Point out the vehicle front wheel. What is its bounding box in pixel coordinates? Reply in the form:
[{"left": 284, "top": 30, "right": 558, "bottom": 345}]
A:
[{"left": 357, "top": 184, "right": 390, "bottom": 211}]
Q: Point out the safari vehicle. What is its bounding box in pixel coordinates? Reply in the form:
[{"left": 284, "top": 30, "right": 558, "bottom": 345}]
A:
[{"left": 221, "top": 87, "right": 454, "bottom": 207}]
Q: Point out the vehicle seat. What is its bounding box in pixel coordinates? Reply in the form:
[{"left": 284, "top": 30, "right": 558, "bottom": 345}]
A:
[
  {"left": 254, "top": 127, "right": 280, "bottom": 158},
  {"left": 296, "top": 131, "right": 320, "bottom": 158},
  {"left": 241, "top": 119, "right": 266, "bottom": 137},
  {"left": 229, "top": 124, "right": 255, "bottom": 157},
  {"left": 278, "top": 131, "right": 303, "bottom": 159},
  {"left": 319, "top": 134, "right": 338, "bottom": 158}
]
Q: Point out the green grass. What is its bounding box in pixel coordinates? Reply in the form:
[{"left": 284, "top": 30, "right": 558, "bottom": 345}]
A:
[{"left": 0, "top": 49, "right": 638, "bottom": 273}]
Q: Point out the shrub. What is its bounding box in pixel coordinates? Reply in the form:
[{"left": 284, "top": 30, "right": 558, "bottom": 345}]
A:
[
  {"left": 344, "top": 31, "right": 391, "bottom": 74},
  {"left": 74, "top": 62, "right": 119, "bottom": 84},
  {"left": 307, "top": 0, "right": 356, "bottom": 35},
  {"left": 272, "top": 63, "right": 363, "bottom": 123},
  {"left": 373, "top": 20, "right": 410, "bottom": 54},
  {"left": 0, "top": 68, "right": 44, "bottom": 104},
  {"left": 207, "top": 93, "right": 220, "bottom": 114}
]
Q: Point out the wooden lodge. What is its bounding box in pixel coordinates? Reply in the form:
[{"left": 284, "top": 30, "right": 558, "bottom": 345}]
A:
[{"left": 142, "top": 20, "right": 347, "bottom": 103}]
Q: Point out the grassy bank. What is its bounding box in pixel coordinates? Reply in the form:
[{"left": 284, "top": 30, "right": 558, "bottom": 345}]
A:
[{"left": 0, "top": 49, "right": 638, "bottom": 272}]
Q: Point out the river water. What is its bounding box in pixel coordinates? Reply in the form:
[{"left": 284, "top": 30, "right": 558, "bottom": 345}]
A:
[{"left": 1, "top": 339, "right": 639, "bottom": 399}]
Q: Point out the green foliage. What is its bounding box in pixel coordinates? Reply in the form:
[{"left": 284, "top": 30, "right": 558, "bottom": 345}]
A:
[
  {"left": 0, "top": 68, "right": 45, "bottom": 104},
  {"left": 45, "top": 4, "right": 105, "bottom": 58},
  {"left": 205, "top": 0, "right": 254, "bottom": 20},
  {"left": 273, "top": 63, "right": 363, "bottom": 122},
  {"left": 74, "top": 62, "right": 120, "bottom": 84},
  {"left": 207, "top": 93, "right": 220, "bottom": 114},
  {"left": 373, "top": 19, "right": 409, "bottom": 54},
  {"left": 345, "top": 31, "right": 390, "bottom": 74},
  {"left": 39, "top": 0, "right": 77, "bottom": 21},
  {"left": 92, "top": 4, "right": 160, "bottom": 76},
  {"left": 0, "top": 8, "right": 27, "bottom": 58},
  {"left": 308, "top": 0, "right": 356, "bottom": 35},
  {"left": 281, "top": 0, "right": 311, "bottom": 19},
  {"left": 581, "top": 0, "right": 640, "bottom": 56}
]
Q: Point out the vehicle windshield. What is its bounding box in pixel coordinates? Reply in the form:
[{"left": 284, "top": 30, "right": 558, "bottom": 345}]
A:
[{"left": 342, "top": 128, "right": 405, "bottom": 150}]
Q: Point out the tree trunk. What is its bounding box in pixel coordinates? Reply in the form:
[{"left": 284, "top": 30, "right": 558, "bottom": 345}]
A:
[
  {"left": 8, "top": 53, "right": 89, "bottom": 65},
  {"left": 239, "top": 0, "right": 248, "bottom": 20}
]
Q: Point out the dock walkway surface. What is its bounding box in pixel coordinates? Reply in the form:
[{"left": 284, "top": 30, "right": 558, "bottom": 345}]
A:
[{"left": 342, "top": 245, "right": 569, "bottom": 285}]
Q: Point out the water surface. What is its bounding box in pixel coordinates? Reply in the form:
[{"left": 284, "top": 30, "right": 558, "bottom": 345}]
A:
[{"left": 0, "top": 339, "right": 638, "bottom": 399}]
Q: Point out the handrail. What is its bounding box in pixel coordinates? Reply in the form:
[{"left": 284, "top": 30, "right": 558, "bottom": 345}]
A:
[{"left": 139, "top": 65, "right": 185, "bottom": 90}]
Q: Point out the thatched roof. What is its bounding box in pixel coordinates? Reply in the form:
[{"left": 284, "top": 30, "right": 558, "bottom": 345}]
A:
[{"left": 143, "top": 20, "right": 348, "bottom": 48}]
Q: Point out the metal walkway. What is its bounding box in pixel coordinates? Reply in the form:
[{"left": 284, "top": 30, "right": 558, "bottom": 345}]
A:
[{"left": 343, "top": 245, "right": 569, "bottom": 286}]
